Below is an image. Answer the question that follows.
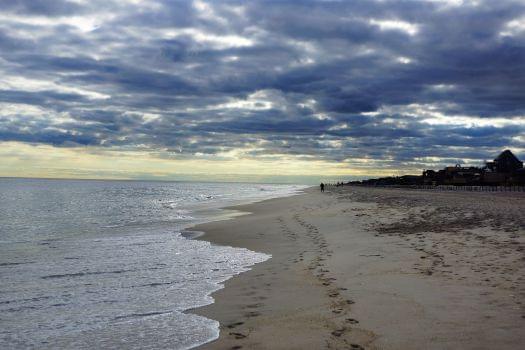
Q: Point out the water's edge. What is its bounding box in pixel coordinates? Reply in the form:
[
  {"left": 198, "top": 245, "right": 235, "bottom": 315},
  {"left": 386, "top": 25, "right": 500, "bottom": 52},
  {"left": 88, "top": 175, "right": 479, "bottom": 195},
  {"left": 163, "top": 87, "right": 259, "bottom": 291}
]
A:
[
  {"left": 176, "top": 189, "right": 307, "bottom": 349},
  {"left": 0, "top": 180, "right": 309, "bottom": 349}
]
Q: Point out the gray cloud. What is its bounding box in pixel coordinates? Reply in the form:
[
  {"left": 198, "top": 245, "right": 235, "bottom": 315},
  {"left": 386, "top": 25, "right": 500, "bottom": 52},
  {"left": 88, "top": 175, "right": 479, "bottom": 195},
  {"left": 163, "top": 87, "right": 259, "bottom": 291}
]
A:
[
  {"left": 1, "top": 0, "right": 524, "bottom": 172},
  {"left": 0, "top": 0, "right": 84, "bottom": 16}
]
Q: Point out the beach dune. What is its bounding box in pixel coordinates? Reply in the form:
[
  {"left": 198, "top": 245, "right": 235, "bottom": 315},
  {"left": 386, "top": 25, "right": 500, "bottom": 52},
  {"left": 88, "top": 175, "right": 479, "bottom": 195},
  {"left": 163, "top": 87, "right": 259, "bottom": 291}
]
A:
[{"left": 193, "top": 186, "right": 525, "bottom": 350}]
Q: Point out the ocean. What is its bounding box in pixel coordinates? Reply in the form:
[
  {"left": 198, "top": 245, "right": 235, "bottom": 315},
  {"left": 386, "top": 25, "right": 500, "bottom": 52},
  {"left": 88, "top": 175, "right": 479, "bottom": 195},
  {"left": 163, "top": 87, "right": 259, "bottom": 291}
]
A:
[{"left": 0, "top": 178, "right": 306, "bottom": 349}]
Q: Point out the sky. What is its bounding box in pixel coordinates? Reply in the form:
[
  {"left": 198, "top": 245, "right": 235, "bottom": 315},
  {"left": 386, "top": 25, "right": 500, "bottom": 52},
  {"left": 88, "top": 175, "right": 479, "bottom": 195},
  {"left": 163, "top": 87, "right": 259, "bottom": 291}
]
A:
[{"left": 0, "top": 0, "right": 524, "bottom": 184}]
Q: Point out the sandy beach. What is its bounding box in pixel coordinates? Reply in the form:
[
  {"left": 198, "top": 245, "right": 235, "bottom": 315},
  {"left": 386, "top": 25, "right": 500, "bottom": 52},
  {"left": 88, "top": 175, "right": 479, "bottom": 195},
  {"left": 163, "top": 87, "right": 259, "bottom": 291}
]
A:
[{"left": 192, "top": 186, "right": 525, "bottom": 350}]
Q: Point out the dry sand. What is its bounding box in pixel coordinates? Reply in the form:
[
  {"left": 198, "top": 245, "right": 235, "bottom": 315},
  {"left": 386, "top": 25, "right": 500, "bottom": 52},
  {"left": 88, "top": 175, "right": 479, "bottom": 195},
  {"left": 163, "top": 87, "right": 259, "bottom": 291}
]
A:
[{"left": 191, "top": 186, "right": 525, "bottom": 349}]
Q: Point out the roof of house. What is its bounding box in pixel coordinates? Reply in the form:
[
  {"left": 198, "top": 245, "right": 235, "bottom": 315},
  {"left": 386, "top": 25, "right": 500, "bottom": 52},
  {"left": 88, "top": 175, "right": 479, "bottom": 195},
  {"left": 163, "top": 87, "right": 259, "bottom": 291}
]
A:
[{"left": 495, "top": 149, "right": 521, "bottom": 163}]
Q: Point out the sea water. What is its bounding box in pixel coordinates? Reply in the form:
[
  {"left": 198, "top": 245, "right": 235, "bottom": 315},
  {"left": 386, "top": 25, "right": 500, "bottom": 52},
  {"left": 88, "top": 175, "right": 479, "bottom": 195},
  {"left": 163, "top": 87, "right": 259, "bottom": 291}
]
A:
[{"left": 0, "top": 179, "right": 305, "bottom": 349}]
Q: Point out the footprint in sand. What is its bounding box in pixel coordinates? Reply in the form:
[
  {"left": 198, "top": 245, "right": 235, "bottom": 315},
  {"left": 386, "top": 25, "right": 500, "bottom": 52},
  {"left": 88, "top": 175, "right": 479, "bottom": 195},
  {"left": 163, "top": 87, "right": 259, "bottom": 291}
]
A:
[
  {"left": 346, "top": 318, "right": 359, "bottom": 324},
  {"left": 244, "top": 303, "right": 263, "bottom": 309},
  {"left": 244, "top": 311, "right": 260, "bottom": 317},
  {"left": 331, "top": 328, "right": 346, "bottom": 337},
  {"left": 226, "top": 321, "right": 244, "bottom": 329},
  {"left": 229, "top": 332, "right": 247, "bottom": 339}
]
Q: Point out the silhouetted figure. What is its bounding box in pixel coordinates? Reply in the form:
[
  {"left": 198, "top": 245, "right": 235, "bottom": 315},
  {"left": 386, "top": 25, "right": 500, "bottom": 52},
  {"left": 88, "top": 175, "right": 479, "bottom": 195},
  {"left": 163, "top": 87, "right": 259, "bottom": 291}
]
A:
[{"left": 320, "top": 183, "right": 325, "bottom": 192}]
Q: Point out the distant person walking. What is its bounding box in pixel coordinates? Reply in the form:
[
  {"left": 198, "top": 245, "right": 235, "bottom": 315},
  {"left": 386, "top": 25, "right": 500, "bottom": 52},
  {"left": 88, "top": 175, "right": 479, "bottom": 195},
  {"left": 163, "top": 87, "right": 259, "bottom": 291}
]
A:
[{"left": 320, "top": 183, "right": 325, "bottom": 192}]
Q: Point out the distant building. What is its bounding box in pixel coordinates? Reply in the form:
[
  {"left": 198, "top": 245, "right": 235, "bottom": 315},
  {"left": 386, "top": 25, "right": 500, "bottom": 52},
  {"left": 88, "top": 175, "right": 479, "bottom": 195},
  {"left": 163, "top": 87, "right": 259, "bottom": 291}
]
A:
[
  {"left": 484, "top": 149, "right": 523, "bottom": 173},
  {"left": 483, "top": 150, "right": 524, "bottom": 185},
  {"left": 423, "top": 165, "right": 482, "bottom": 185},
  {"left": 353, "top": 150, "right": 524, "bottom": 187}
]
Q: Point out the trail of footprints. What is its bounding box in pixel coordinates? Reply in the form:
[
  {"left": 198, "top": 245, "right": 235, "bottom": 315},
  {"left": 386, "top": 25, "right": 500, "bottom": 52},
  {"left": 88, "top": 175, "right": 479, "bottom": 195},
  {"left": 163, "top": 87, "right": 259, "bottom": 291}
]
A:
[
  {"left": 223, "top": 214, "right": 366, "bottom": 349},
  {"left": 290, "top": 212, "right": 365, "bottom": 349},
  {"left": 224, "top": 289, "right": 267, "bottom": 348}
]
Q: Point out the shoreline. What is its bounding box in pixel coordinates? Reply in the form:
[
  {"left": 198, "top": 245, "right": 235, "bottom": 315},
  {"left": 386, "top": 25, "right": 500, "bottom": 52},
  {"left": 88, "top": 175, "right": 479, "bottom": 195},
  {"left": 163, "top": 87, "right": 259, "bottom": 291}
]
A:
[
  {"left": 180, "top": 188, "right": 313, "bottom": 348},
  {"left": 190, "top": 187, "right": 377, "bottom": 349},
  {"left": 190, "top": 186, "right": 525, "bottom": 349}
]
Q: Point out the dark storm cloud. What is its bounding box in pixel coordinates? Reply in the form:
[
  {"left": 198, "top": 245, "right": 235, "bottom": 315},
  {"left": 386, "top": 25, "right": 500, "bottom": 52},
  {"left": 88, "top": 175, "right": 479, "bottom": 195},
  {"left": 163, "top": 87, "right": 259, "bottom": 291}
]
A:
[{"left": 1, "top": 0, "right": 524, "bottom": 169}]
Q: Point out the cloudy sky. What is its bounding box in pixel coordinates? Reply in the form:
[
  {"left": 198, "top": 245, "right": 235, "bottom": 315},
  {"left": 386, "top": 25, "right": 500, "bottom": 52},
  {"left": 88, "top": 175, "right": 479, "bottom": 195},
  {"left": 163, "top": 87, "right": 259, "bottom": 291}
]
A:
[{"left": 0, "top": 0, "right": 524, "bottom": 183}]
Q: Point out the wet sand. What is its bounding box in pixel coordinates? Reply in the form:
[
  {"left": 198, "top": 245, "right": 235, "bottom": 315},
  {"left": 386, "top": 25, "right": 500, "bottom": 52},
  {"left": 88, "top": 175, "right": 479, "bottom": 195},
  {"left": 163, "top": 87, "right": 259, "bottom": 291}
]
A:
[{"left": 191, "top": 186, "right": 525, "bottom": 349}]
